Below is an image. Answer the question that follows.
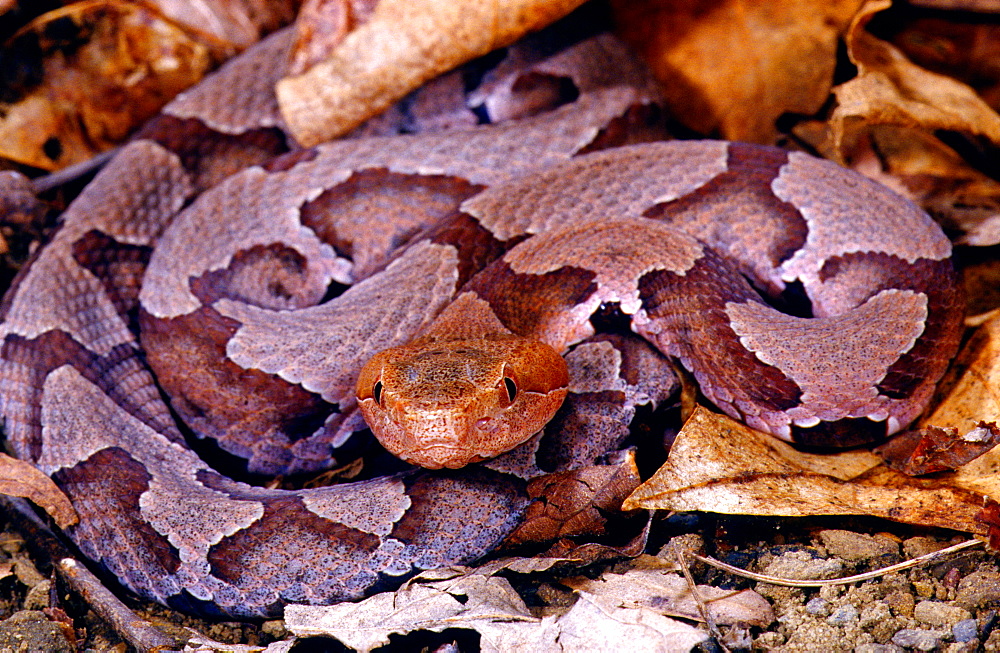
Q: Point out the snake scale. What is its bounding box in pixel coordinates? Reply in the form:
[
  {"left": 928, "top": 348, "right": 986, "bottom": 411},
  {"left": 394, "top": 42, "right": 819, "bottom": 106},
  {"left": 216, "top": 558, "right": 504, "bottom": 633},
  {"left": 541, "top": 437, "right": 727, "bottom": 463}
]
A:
[{"left": 0, "top": 22, "right": 963, "bottom": 618}]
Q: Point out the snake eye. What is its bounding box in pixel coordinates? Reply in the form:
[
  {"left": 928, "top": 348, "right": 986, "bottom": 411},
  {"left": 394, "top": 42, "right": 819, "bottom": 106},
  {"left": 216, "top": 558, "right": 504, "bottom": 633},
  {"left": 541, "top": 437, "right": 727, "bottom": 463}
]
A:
[
  {"left": 372, "top": 381, "right": 383, "bottom": 405},
  {"left": 503, "top": 377, "right": 517, "bottom": 402}
]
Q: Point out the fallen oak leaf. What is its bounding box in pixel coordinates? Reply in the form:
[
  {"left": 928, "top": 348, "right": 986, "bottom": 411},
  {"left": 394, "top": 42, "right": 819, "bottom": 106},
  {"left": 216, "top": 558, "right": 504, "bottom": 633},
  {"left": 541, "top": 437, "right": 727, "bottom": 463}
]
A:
[
  {"left": 0, "top": 453, "right": 77, "bottom": 528},
  {"left": 818, "top": 0, "right": 1000, "bottom": 245},
  {"left": 0, "top": 2, "right": 227, "bottom": 170},
  {"left": 276, "top": 0, "right": 589, "bottom": 145},
  {"left": 623, "top": 407, "right": 989, "bottom": 535}
]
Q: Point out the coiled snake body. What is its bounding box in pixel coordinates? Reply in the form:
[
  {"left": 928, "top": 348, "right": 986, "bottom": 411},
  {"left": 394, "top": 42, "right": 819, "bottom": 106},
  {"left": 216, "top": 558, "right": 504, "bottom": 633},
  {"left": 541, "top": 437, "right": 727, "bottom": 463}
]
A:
[{"left": 0, "top": 28, "right": 963, "bottom": 617}]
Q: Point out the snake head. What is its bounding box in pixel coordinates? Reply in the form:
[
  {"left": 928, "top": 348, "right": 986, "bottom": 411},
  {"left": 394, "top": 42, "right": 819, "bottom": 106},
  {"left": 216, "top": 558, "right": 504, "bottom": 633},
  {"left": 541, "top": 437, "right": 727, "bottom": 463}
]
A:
[{"left": 356, "top": 334, "right": 569, "bottom": 469}]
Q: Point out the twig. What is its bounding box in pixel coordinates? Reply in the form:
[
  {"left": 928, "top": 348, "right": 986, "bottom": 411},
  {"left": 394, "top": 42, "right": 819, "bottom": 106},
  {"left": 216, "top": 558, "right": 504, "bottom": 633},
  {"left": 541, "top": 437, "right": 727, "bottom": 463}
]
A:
[
  {"left": 674, "top": 548, "right": 731, "bottom": 653},
  {"left": 31, "top": 148, "right": 118, "bottom": 194},
  {"left": 57, "top": 558, "right": 177, "bottom": 652},
  {"left": 694, "top": 538, "right": 984, "bottom": 587}
]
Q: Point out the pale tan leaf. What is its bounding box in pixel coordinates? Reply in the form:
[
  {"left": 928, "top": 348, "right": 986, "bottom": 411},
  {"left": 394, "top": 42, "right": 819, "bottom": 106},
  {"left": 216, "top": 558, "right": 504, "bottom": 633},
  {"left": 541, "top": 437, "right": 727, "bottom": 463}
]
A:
[
  {"left": 0, "top": 453, "right": 77, "bottom": 528},
  {"left": 833, "top": 0, "right": 1000, "bottom": 149},
  {"left": 555, "top": 591, "right": 708, "bottom": 652},
  {"left": 818, "top": 0, "right": 1000, "bottom": 244},
  {"left": 287, "top": 0, "right": 379, "bottom": 75},
  {"left": 276, "top": 0, "right": 588, "bottom": 145},
  {"left": 623, "top": 407, "right": 988, "bottom": 534},
  {"left": 612, "top": 0, "right": 864, "bottom": 143},
  {"left": 564, "top": 569, "right": 774, "bottom": 627},
  {"left": 154, "top": 0, "right": 298, "bottom": 49},
  {"left": 284, "top": 572, "right": 536, "bottom": 653},
  {"left": 916, "top": 315, "right": 1000, "bottom": 500}
]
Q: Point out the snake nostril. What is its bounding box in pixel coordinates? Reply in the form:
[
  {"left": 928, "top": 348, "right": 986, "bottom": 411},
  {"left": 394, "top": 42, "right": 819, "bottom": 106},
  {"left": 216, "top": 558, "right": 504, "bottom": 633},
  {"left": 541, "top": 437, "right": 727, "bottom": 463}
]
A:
[{"left": 373, "top": 381, "right": 383, "bottom": 405}]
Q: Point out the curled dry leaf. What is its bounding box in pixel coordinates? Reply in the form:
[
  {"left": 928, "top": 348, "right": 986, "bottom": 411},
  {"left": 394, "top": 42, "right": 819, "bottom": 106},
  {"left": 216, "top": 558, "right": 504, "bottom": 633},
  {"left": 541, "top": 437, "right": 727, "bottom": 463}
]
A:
[
  {"left": 823, "top": 0, "right": 1000, "bottom": 245},
  {"left": 0, "top": 3, "right": 224, "bottom": 171},
  {"left": 275, "top": 0, "right": 588, "bottom": 145},
  {"left": 0, "top": 453, "right": 77, "bottom": 528},
  {"left": 623, "top": 407, "right": 989, "bottom": 535},
  {"left": 564, "top": 569, "right": 774, "bottom": 628},
  {"left": 287, "top": 0, "right": 379, "bottom": 75},
  {"left": 875, "top": 423, "right": 1000, "bottom": 475},
  {"left": 611, "top": 0, "right": 863, "bottom": 143}
]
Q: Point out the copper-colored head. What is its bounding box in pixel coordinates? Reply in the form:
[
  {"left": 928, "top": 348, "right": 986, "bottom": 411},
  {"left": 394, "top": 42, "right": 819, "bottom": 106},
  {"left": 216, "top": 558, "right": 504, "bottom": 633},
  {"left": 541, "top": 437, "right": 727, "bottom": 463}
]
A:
[{"left": 356, "top": 333, "right": 568, "bottom": 469}]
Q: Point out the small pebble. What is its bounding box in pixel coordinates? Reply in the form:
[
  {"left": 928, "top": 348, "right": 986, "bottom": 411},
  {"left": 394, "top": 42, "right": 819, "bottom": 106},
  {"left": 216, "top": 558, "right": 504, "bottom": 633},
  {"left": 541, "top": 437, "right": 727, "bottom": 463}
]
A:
[
  {"left": 891, "top": 628, "right": 944, "bottom": 651},
  {"left": 854, "top": 645, "right": 904, "bottom": 653},
  {"left": 818, "top": 530, "right": 898, "bottom": 561},
  {"left": 913, "top": 600, "right": 972, "bottom": 627},
  {"left": 956, "top": 570, "right": 1000, "bottom": 610},
  {"left": 885, "top": 590, "right": 915, "bottom": 617},
  {"left": 953, "top": 618, "right": 978, "bottom": 643},
  {"left": 805, "top": 597, "right": 830, "bottom": 616},
  {"left": 826, "top": 603, "right": 858, "bottom": 625}
]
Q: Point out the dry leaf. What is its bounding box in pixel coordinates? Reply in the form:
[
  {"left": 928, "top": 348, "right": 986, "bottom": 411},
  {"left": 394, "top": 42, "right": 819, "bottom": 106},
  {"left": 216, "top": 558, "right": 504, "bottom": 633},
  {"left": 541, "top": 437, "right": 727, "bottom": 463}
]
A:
[
  {"left": 287, "top": 0, "right": 378, "bottom": 75},
  {"left": 834, "top": 0, "right": 1000, "bottom": 147},
  {"left": 564, "top": 569, "right": 774, "bottom": 627},
  {"left": 284, "top": 569, "right": 538, "bottom": 652},
  {"left": 922, "top": 314, "right": 1000, "bottom": 437},
  {"left": 875, "top": 423, "right": 1000, "bottom": 475},
  {"left": 624, "top": 407, "right": 989, "bottom": 535},
  {"left": 275, "top": 0, "right": 588, "bottom": 145},
  {"left": 505, "top": 452, "right": 641, "bottom": 545},
  {"left": 155, "top": 0, "right": 298, "bottom": 49},
  {"left": 0, "top": 453, "right": 77, "bottom": 528},
  {"left": 819, "top": 0, "right": 1000, "bottom": 244},
  {"left": 918, "top": 315, "right": 1000, "bottom": 501},
  {"left": 554, "top": 590, "right": 708, "bottom": 652},
  {"left": 285, "top": 562, "right": 714, "bottom": 652},
  {"left": 0, "top": 3, "right": 223, "bottom": 170},
  {"left": 612, "top": 0, "right": 863, "bottom": 143}
]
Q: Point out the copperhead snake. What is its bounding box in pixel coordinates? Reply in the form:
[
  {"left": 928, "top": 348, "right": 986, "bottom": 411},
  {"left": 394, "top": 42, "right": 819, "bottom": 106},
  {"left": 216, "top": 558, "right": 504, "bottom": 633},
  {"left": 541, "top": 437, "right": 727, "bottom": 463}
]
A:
[{"left": 0, "top": 24, "right": 964, "bottom": 619}]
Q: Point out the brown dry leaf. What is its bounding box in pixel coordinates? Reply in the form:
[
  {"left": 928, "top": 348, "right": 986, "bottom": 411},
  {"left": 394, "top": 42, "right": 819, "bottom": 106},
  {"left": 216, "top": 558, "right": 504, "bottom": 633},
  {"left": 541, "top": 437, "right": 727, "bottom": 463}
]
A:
[
  {"left": 505, "top": 451, "right": 641, "bottom": 546},
  {"left": 820, "top": 0, "right": 1000, "bottom": 244},
  {"left": 275, "top": 0, "right": 588, "bottom": 145},
  {"left": 564, "top": 569, "right": 774, "bottom": 628},
  {"left": 833, "top": 0, "right": 1000, "bottom": 148},
  {"left": 917, "top": 315, "right": 1000, "bottom": 501},
  {"left": 0, "top": 452, "right": 77, "bottom": 528},
  {"left": 623, "top": 407, "right": 989, "bottom": 535},
  {"left": 611, "top": 0, "right": 863, "bottom": 143},
  {"left": 875, "top": 423, "right": 1000, "bottom": 475},
  {"left": 921, "top": 315, "right": 1000, "bottom": 441},
  {"left": 0, "top": 2, "right": 225, "bottom": 170}
]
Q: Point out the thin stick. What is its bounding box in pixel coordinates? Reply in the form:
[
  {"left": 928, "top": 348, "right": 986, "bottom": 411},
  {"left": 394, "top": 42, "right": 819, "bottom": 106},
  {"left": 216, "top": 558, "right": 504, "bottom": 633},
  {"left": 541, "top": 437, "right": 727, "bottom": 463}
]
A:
[
  {"left": 31, "top": 148, "right": 118, "bottom": 194},
  {"left": 694, "top": 538, "right": 984, "bottom": 588}
]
